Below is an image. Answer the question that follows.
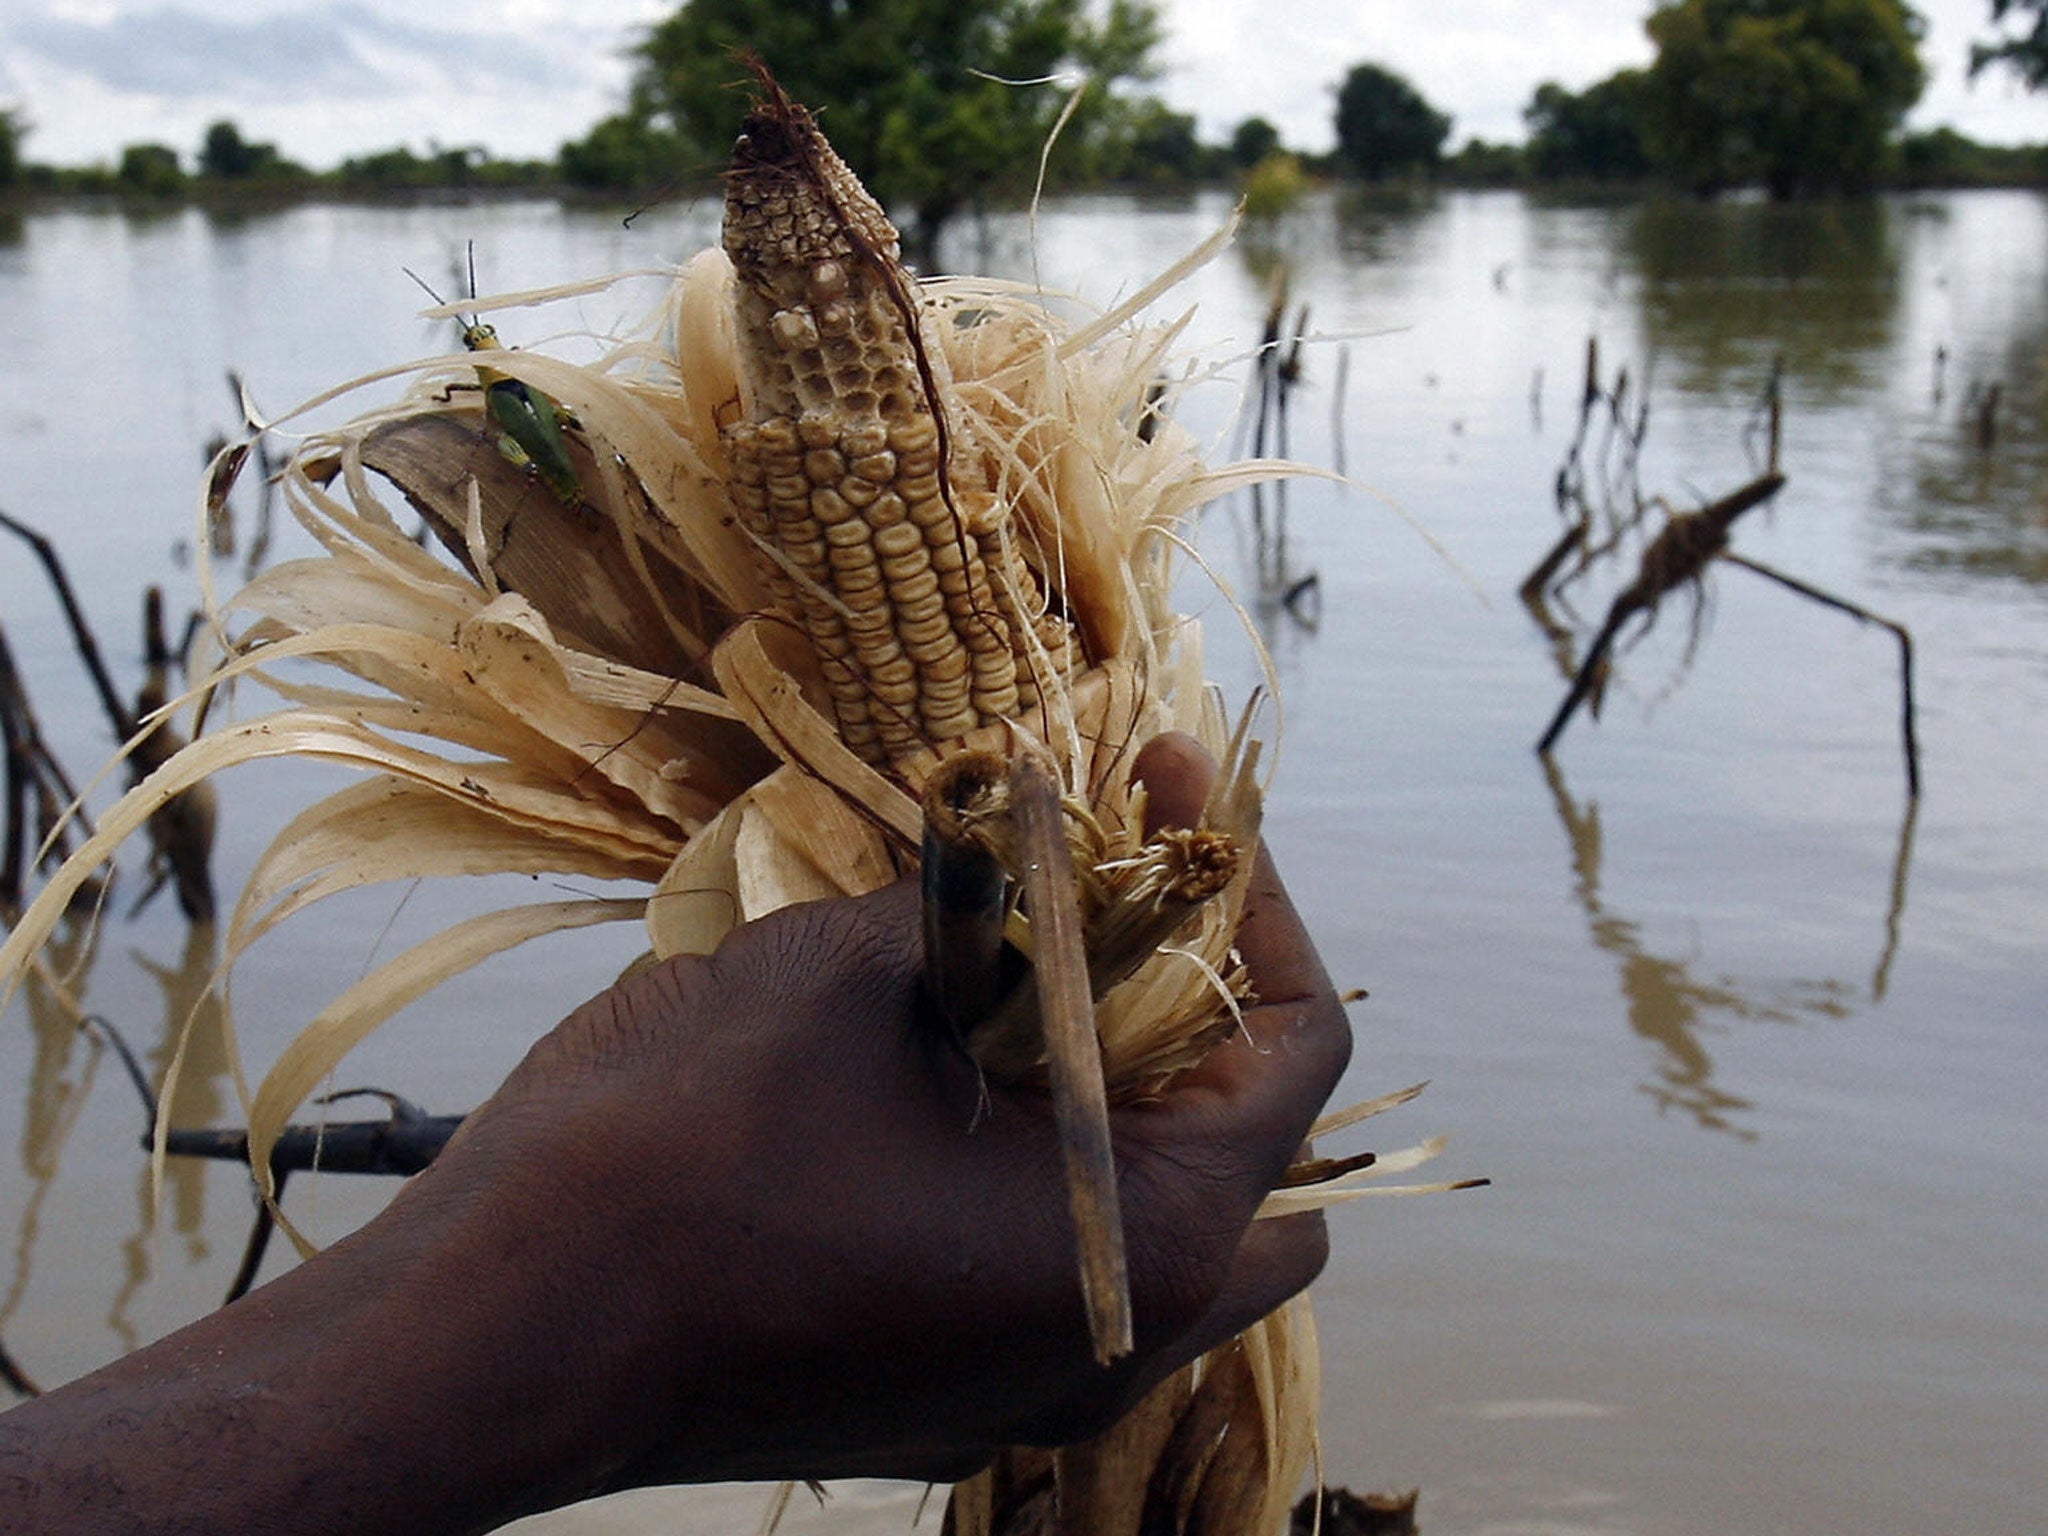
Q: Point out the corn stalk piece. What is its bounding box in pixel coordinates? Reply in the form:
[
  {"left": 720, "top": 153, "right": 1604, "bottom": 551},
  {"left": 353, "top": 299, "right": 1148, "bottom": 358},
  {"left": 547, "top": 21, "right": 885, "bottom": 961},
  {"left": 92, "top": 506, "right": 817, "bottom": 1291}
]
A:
[{"left": 1536, "top": 469, "right": 1785, "bottom": 754}]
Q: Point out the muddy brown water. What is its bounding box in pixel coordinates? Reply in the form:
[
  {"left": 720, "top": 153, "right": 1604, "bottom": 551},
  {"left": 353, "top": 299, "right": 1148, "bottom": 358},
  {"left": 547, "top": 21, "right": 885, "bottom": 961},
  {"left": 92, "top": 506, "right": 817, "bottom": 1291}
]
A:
[{"left": 3, "top": 187, "right": 2044, "bottom": 1534}]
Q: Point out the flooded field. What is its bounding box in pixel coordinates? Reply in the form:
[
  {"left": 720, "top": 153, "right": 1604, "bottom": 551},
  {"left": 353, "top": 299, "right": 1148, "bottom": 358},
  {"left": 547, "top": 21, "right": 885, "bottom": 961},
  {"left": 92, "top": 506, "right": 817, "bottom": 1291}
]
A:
[{"left": 2, "top": 185, "right": 2045, "bottom": 1534}]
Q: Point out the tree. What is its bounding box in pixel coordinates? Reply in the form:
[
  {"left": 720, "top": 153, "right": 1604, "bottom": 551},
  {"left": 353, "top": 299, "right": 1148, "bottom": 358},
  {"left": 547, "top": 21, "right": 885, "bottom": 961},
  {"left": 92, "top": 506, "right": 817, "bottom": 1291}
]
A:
[
  {"left": 0, "top": 106, "right": 26, "bottom": 190},
  {"left": 1229, "top": 116, "right": 1282, "bottom": 169},
  {"left": 1332, "top": 62, "right": 1451, "bottom": 179},
  {"left": 1641, "top": 0, "right": 1927, "bottom": 198},
  {"left": 1085, "top": 95, "right": 1204, "bottom": 183},
  {"left": 1896, "top": 124, "right": 2048, "bottom": 183},
  {"left": 558, "top": 113, "right": 691, "bottom": 193},
  {"left": 196, "top": 119, "right": 302, "bottom": 181},
  {"left": 117, "top": 143, "right": 185, "bottom": 196},
  {"left": 1443, "top": 138, "right": 1525, "bottom": 185},
  {"left": 1524, "top": 71, "right": 1654, "bottom": 180},
  {"left": 1240, "top": 150, "right": 1307, "bottom": 216},
  {"left": 626, "top": 0, "right": 1163, "bottom": 250},
  {"left": 199, "top": 120, "right": 260, "bottom": 178},
  {"left": 1972, "top": 0, "right": 2048, "bottom": 87}
]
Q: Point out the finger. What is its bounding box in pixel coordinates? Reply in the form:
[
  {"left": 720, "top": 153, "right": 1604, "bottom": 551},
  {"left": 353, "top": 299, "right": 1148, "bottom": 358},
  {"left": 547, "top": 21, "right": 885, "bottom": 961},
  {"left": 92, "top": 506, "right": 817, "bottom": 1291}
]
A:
[
  {"left": 1134, "top": 731, "right": 1217, "bottom": 834},
  {"left": 1130, "top": 735, "right": 1347, "bottom": 1115},
  {"left": 1133, "top": 731, "right": 1332, "bottom": 1009},
  {"left": 1231, "top": 840, "right": 1334, "bottom": 1007}
]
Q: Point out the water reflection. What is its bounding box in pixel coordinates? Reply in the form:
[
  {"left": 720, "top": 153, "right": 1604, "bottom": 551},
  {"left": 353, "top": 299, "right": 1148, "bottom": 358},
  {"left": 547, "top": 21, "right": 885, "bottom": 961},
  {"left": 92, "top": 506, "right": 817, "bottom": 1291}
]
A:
[
  {"left": 1540, "top": 754, "right": 1918, "bottom": 1137},
  {"left": 1628, "top": 198, "right": 1903, "bottom": 401},
  {"left": 0, "top": 920, "right": 104, "bottom": 1394},
  {"left": 1332, "top": 185, "right": 1439, "bottom": 266},
  {"left": 1870, "top": 796, "right": 1917, "bottom": 1003},
  {"left": 1230, "top": 272, "right": 1323, "bottom": 640},
  {"left": 1542, "top": 757, "right": 1759, "bottom": 1140},
  {"left": 0, "top": 912, "right": 232, "bottom": 1364},
  {"left": 1882, "top": 267, "right": 2048, "bottom": 587},
  {"left": 1222, "top": 479, "right": 1323, "bottom": 665},
  {"left": 197, "top": 200, "right": 298, "bottom": 238},
  {"left": 106, "top": 924, "right": 230, "bottom": 1345},
  {"left": 139, "top": 927, "right": 231, "bottom": 1252}
]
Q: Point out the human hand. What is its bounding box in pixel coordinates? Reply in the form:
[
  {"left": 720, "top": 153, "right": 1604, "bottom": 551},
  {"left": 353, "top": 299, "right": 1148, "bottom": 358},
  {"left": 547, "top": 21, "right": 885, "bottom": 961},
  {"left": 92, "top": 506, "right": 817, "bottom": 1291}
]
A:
[{"left": 387, "top": 730, "right": 1350, "bottom": 1497}]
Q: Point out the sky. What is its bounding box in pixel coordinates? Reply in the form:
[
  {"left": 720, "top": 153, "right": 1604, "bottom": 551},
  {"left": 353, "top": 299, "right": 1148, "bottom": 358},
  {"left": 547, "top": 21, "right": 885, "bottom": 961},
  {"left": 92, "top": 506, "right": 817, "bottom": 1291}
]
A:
[{"left": 1, "top": 0, "right": 2042, "bottom": 171}]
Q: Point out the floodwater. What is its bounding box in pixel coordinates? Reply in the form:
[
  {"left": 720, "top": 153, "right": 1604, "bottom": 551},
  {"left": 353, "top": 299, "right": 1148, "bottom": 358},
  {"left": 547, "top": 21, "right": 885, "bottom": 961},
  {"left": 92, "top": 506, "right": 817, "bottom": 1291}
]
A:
[{"left": 2, "top": 186, "right": 2044, "bottom": 1535}]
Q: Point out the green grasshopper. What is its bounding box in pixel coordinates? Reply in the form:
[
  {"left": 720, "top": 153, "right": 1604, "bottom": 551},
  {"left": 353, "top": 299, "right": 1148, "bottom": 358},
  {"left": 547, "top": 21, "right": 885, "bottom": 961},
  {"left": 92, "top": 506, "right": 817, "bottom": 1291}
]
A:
[{"left": 406, "top": 248, "right": 584, "bottom": 509}]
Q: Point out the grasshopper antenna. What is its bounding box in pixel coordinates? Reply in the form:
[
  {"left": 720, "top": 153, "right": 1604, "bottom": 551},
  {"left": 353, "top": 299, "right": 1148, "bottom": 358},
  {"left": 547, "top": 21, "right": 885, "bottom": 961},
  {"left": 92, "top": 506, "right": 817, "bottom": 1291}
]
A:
[{"left": 402, "top": 265, "right": 449, "bottom": 308}]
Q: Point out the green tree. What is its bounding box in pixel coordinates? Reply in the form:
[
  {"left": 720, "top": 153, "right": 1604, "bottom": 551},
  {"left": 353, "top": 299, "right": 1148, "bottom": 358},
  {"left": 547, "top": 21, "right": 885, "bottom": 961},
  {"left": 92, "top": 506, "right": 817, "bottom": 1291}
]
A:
[
  {"left": 1085, "top": 94, "right": 1203, "bottom": 183},
  {"left": 197, "top": 119, "right": 302, "bottom": 181},
  {"left": 0, "top": 106, "right": 27, "bottom": 189},
  {"left": 558, "top": 113, "right": 692, "bottom": 193},
  {"left": 1332, "top": 62, "right": 1451, "bottom": 179},
  {"left": 117, "top": 143, "right": 185, "bottom": 195},
  {"left": 1240, "top": 150, "right": 1307, "bottom": 216},
  {"left": 337, "top": 146, "right": 431, "bottom": 188},
  {"left": 1229, "top": 116, "right": 1282, "bottom": 168},
  {"left": 1896, "top": 125, "right": 2047, "bottom": 183},
  {"left": 626, "top": 0, "right": 1162, "bottom": 250},
  {"left": 1443, "top": 138, "right": 1526, "bottom": 185},
  {"left": 199, "top": 120, "right": 259, "bottom": 178},
  {"left": 1524, "top": 70, "right": 1654, "bottom": 180},
  {"left": 335, "top": 144, "right": 547, "bottom": 191},
  {"left": 1972, "top": 0, "right": 2048, "bottom": 87},
  {"left": 1641, "top": 0, "right": 1927, "bottom": 198}
]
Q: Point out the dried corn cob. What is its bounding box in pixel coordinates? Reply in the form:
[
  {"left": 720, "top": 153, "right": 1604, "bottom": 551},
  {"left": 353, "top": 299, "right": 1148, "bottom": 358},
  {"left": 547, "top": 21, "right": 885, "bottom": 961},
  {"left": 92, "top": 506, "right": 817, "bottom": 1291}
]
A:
[{"left": 720, "top": 73, "right": 1080, "bottom": 766}]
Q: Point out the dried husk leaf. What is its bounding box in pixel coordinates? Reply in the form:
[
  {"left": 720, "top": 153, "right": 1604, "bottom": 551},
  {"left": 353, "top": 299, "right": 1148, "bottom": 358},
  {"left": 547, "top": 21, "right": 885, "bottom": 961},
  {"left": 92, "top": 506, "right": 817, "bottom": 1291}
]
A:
[
  {"left": 648, "top": 795, "right": 747, "bottom": 960},
  {"left": 1049, "top": 1367, "right": 1193, "bottom": 1533},
  {"left": 746, "top": 765, "right": 896, "bottom": 897},
  {"left": 711, "top": 618, "right": 922, "bottom": 848}
]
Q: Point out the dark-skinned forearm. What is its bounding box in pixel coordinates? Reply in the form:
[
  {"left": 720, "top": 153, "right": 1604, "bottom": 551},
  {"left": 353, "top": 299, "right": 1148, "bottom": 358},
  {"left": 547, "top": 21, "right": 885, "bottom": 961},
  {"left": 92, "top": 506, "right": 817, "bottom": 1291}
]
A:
[{"left": 0, "top": 1146, "right": 653, "bottom": 1536}]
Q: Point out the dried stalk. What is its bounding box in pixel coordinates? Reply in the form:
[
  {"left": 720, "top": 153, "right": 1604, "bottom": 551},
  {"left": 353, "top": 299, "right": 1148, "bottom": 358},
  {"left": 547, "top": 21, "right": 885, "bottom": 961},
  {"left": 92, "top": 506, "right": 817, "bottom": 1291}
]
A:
[
  {"left": 1532, "top": 362, "right": 1917, "bottom": 801},
  {"left": 0, "top": 511, "right": 216, "bottom": 920},
  {"left": 920, "top": 749, "right": 1015, "bottom": 1036},
  {"left": 0, "top": 1332, "right": 36, "bottom": 1399},
  {"left": 91, "top": 1010, "right": 462, "bottom": 1302},
  {"left": 1537, "top": 471, "right": 1785, "bottom": 754},
  {"left": 1008, "top": 743, "right": 1132, "bottom": 1363},
  {"left": 1719, "top": 552, "right": 1920, "bottom": 798},
  {"left": 0, "top": 618, "right": 111, "bottom": 923},
  {"left": 0, "top": 507, "right": 134, "bottom": 744}
]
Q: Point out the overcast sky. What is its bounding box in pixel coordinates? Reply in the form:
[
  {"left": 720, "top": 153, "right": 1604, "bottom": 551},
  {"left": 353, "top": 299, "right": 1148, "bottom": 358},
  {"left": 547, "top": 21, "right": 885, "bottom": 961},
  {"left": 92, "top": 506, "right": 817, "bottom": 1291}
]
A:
[{"left": 2, "top": 0, "right": 2041, "bottom": 170}]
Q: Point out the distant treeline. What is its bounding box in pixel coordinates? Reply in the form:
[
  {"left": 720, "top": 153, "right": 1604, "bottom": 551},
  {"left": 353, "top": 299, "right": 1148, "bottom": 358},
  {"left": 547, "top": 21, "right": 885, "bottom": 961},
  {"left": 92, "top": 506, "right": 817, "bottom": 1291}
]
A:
[
  {"left": 1, "top": 0, "right": 2044, "bottom": 221},
  {"left": 1442, "top": 121, "right": 2048, "bottom": 192},
  {"left": 2, "top": 108, "right": 2041, "bottom": 215},
  {"left": 0, "top": 117, "right": 561, "bottom": 200}
]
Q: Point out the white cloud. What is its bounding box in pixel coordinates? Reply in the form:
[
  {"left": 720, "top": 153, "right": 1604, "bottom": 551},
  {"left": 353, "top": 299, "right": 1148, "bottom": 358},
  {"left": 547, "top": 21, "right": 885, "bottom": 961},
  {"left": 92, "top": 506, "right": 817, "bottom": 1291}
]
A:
[
  {"left": 1159, "top": 0, "right": 1655, "bottom": 150},
  {"left": 15, "top": 9, "right": 393, "bottom": 98},
  {"left": 1, "top": 0, "right": 652, "bottom": 162},
  {"left": 1156, "top": 0, "right": 2045, "bottom": 150},
  {"left": 0, "top": 0, "right": 2041, "bottom": 168}
]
